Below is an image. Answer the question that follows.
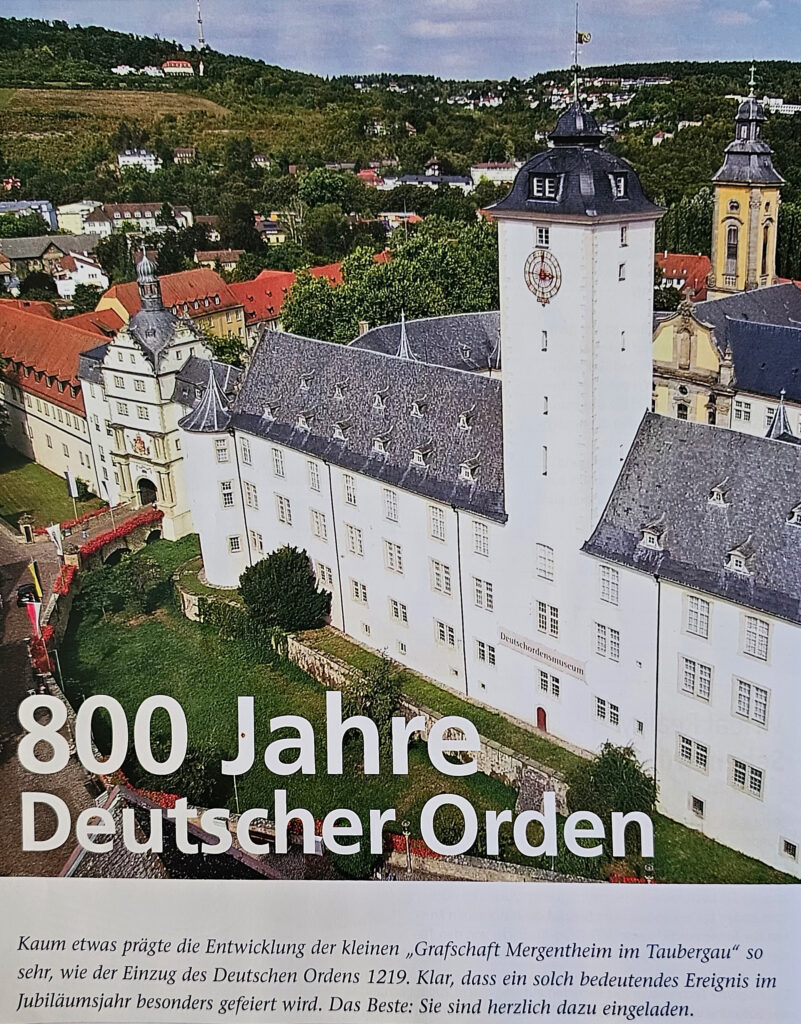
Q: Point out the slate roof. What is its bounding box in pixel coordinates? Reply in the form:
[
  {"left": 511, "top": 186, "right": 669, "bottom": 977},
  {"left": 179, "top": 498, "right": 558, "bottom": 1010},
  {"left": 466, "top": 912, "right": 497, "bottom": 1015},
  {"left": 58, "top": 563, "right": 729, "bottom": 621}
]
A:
[
  {"left": 172, "top": 354, "right": 242, "bottom": 407},
  {"left": 127, "top": 307, "right": 188, "bottom": 367},
  {"left": 77, "top": 342, "right": 108, "bottom": 385},
  {"left": 0, "top": 233, "right": 100, "bottom": 259},
  {"left": 693, "top": 283, "right": 801, "bottom": 356},
  {"left": 179, "top": 362, "right": 232, "bottom": 431},
  {"left": 492, "top": 102, "right": 662, "bottom": 221},
  {"left": 224, "top": 331, "right": 506, "bottom": 521},
  {"left": 726, "top": 318, "right": 801, "bottom": 403},
  {"left": 584, "top": 413, "right": 801, "bottom": 624},
  {"left": 352, "top": 311, "right": 501, "bottom": 373},
  {"left": 712, "top": 97, "right": 784, "bottom": 187}
]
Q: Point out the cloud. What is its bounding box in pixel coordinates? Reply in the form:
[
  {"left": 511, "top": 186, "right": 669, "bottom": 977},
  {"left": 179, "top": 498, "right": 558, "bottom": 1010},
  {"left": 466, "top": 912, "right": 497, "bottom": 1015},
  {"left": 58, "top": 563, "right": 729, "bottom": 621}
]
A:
[
  {"left": 753, "top": 0, "right": 773, "bottom": 11},
  {"left": 714, "top": 9, "right": 754, "bottom": 24}
]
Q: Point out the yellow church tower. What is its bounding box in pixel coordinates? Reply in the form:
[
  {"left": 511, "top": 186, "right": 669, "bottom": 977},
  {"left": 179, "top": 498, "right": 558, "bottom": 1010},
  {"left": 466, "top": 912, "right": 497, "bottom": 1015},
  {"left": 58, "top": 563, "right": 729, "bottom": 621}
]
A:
[{"left": 708, "top": 66, "right": 785, "bottom": 299}]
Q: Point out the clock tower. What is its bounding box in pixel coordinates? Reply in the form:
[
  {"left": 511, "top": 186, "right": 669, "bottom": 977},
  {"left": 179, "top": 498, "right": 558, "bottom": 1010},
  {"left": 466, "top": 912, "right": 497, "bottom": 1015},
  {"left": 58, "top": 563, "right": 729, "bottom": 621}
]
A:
[{"left": 489, "top": 101, "right": 662, "bottom": 710}]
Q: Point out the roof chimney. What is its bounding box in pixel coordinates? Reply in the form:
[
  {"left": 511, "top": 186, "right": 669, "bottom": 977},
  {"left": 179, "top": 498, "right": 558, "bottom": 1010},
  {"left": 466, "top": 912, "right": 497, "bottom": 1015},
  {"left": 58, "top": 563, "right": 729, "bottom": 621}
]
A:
[{"left": 358, "top": 320, "right": 370, "bottom": 336}]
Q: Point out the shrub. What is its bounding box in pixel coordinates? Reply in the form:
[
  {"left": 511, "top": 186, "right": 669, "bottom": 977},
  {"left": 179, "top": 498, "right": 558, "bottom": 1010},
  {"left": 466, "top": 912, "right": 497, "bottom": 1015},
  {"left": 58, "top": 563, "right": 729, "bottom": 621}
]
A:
[
  {"left": 342, "top": 653, "right": 401, "bottom": 743},
  {"left": 239, "top": 545, "right": 331, "bottom": 632}
]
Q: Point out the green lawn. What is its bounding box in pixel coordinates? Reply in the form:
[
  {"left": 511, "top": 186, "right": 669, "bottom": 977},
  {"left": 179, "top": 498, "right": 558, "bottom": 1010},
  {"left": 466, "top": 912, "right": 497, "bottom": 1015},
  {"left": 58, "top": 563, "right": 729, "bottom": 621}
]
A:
[
  {"left": 0, "top": 445, "right": 104, "bottom": 529},
  {"left": 0, "top": 88, "right": 16, "bottom": 110},
  {"left": 60, "top": 541, "right": 796, "bottom": 884},
  {"left": 174, "top": 553, "right": 242, "bottom": 602}
]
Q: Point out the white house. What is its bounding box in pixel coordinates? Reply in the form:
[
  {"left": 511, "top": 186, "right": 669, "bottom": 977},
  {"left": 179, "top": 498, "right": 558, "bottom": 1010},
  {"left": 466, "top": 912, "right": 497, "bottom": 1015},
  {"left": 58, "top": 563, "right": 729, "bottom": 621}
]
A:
[
  {"left": 117, "top": 150, "right": 163, "bottom": 173},
  {"left": 470, "top": 162, "right": 523, "bottom": 187},
  {"left": 54, "top": 252, "right": 109, "bottom": 300},
  {"left": 180, "top": 102, "right": 801, "bottom": 878}
]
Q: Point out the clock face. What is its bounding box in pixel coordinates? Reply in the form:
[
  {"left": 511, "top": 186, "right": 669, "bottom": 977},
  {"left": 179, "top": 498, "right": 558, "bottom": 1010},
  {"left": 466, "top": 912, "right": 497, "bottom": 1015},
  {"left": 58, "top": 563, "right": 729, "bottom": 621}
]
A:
[{"left": 524, "top": 249, "right": 562, "bottom": 305}]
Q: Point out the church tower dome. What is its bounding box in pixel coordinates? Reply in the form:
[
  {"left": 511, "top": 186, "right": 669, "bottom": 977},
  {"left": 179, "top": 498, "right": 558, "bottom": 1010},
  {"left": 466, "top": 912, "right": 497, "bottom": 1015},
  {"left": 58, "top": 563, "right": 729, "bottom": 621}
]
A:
[
  {"left": 708, "top": 65, "right": 785, "bottom": 298},
  {"left": 137, "top": 247, "right": 164, "bottom": 312}
]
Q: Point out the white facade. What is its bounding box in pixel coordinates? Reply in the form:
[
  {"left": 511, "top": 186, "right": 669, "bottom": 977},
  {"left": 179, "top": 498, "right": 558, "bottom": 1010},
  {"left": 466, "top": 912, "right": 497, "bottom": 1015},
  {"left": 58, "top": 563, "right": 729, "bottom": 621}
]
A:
[
  {"left": 117, "top": 150, "right": 163, "bottom": 173},
  {"left": 470, "top": 163, "right": 522, "bottom": 187},
  {"left": 181, "top": 120, "right": 801, "bottom": 878},
  {"left": 54, "top": 253, "right": 109, "bottom": 300},
  {"left": 56, "top": 200, "right": 102, "bottom": 235}
]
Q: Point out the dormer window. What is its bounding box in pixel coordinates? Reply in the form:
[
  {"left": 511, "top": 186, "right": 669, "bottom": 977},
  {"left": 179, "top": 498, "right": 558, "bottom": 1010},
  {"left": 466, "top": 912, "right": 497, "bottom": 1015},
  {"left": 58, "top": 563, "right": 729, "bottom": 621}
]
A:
[
  {"left": 411, "top": 443, "right": 432, "bottom": 468},
  {"left": 300, "top": 372, "right": 314, "bottom": 391},
  {"left": 372, "top": 433, "right": 390, "bottom": 454},
  {"left": 214, "top": 296, "right": 221, "bottom": 305},
  {"left": 333, "top": 383, "right": 345, "bottom": 400},
  {"left": 373, "top": 391, "right": 387, "bottom": 412},
  {"left": 333, "top": 420, "right": 350, "bottom": 441},
  {"left": 529, "top": 174, "right": 559, "bottom": 200},
  {"left": 193, "top": 300, "right": 199, "bottom": 310},
  {"left": 262, "top": 405, "right": 275, "bottom": 420},
  {"left": 708, "top": 480, "right": 730, "bottom": 507},
  {"left": 458, "top": 412, "right": 471, "bottom": 432},
  {"left": 610, "top": 173, "right": 628, "bottom": 199},
  {"left": 726, "top": 536, "right": 755, "bottom": 575},
  {"left": 639, "top": 513, "right": 666, "bottom": 551},
  {"left": 410, "top": 399, "right": 427, "bottom": 418},
  {"left": 204, "top": 298, "right": 209, "bottom": 307},
  {"left": 296, "top": 414, "right": 310, "bottom": 431},
  {"left": 787, "top": 503, "right": 801, "bottom": 526}
]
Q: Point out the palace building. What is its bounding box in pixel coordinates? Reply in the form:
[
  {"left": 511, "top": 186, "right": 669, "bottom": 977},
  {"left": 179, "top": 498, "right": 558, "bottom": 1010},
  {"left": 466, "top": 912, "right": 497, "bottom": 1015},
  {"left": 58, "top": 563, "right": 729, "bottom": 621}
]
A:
[{"left": 180, "top": 102, "right": 801, "bottom": 877}]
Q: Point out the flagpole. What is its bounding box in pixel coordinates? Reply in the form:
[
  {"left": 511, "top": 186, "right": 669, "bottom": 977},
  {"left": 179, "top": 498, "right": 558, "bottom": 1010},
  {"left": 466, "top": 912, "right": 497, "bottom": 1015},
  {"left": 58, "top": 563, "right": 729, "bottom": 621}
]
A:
[{"left": 574, "top": 3, "right": 579, "bottom": 102}]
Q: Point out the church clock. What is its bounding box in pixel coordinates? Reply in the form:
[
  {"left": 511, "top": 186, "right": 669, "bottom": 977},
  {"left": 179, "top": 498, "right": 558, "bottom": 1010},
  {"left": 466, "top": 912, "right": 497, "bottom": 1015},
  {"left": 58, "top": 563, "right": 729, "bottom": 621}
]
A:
[{"left": 524, "top": 249, "right": 562, "bottom": 305}]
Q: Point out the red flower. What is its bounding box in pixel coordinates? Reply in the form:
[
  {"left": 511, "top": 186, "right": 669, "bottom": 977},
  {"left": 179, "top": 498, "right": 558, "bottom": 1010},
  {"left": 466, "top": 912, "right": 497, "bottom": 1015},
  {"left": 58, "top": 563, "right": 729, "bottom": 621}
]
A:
[
  {"left": 78, "top": 508, "right": 164, "bottom": 557},
  {"left": 53, "top": 563, "right": 78, "bottom": 595}
]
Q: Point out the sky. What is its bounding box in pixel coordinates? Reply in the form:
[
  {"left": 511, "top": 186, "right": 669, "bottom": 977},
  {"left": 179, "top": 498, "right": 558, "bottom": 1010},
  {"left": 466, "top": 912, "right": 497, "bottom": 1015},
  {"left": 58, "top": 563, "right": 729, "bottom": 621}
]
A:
[{"left": 5, "top": 0, "right": 801, "bottom": 79}]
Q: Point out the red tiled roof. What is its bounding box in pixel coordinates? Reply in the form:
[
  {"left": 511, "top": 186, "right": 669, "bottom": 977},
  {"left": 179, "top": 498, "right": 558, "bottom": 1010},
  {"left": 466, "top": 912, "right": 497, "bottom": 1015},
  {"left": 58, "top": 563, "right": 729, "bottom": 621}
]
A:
[
  {"left": 0, "top": 298, "right": 55, "bottom": 318},
  {"left": 194, "top": 249, "right": 245, "bottom": 262},
  {"left": 231, "top": 272, "right": 296, "bottom": 324},
  {"left": 655, "top": 252, "right": 710, "bottom": 300},
  {"left": 102, "top": 267, "right": 243, "bottom": 317},
  {"left": 307, "top": 262, "right": 344, "bottom": 286},
  {"left": 63, "top": 308, "right": 124, "bottom": 336},
  {"left": 0, "top": 306, "right": 98, "bottom": 416}
]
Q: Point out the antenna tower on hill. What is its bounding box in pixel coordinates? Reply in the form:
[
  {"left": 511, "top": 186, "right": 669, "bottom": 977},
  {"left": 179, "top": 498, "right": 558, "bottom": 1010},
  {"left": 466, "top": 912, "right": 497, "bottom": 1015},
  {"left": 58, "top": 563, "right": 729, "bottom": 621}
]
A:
[{"left": 196, "top": 0, "right": 207, "bottom": 49}]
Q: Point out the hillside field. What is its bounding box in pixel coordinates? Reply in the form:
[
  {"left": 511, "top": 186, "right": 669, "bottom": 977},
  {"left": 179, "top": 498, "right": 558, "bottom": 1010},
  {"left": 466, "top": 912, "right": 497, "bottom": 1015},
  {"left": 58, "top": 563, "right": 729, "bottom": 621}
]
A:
[{"left": 5, "top": 87, "right": 229, "bottom": 121}]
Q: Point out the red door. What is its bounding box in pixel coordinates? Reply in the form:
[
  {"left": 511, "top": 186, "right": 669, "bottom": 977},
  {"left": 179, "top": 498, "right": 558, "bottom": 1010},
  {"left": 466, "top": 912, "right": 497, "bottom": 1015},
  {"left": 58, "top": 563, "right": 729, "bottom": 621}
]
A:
[{"left": 536, "top": 706, "right": 547, "bottom": 731}]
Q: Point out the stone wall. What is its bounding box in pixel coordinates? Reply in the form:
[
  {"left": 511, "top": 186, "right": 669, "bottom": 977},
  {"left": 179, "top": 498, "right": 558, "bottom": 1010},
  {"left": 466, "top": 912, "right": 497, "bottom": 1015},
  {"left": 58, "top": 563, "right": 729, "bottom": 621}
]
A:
[
  {"left": 287, "top": 635, "right": 570, "bottom": 814},
  {"left": 386, "top": 849, "right": 599, "bottom": 884}
]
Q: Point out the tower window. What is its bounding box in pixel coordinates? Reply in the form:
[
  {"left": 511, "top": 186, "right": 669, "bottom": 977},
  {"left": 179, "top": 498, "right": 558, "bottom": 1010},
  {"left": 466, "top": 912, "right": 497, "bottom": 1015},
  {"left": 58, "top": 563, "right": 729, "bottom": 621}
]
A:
[
  {"left": 529, "top": 174, "right": 559, "bottom": 199},
  {"left": 541, "top": 330, "right": 548, "bottom": 351},
  {"left": 726, "top": 225, "right": 739, "bottom": 274},
  {"left": 677, "top": 403, "right": 688, "bottom": 420},
  {"left": 618, "top": 263, "right": 626, "bottom": 281},
  {"left": 610, "top": 173, "right": 628, "bottom": 198},
  {"left": 620, "top": 225, "right": 628, "bottom": 247},
  {"left": 536, "top": 226, "right": 550, "bottom": 247},
  {"left": 728, "top": 199, "right": 740, "bottom": 213}
]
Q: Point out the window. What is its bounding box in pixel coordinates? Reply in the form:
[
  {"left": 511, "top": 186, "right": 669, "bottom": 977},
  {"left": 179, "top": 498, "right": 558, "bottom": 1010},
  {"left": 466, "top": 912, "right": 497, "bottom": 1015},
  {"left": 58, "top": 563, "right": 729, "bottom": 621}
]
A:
[
  {"left": 271, "top": 448, "right": 285, "bottom": 477},
  {"left": 730, "top": 758, "right": 764, "bottom": 798},
  {"left": 743, "top": 615, "right": 769, "bottom": 661},
  {"left": 240, "top": 438, "right": 252, "bottom": 465},
  {"left": 350, "top": 580, "right": 368, "bottom": 604},
  {"left": 765, "top": 406, "right": 776, "bottom": 431},
  {"left": 735, "top": 679, "right": 769, "bottom": 726},
  {"left": 541, "top": 445, "right": 548, "bottom": 475},
  {"left": 539, "top": 671, "right": 560, "bottom": 697},
  {"left": 618, "top": 263, "right": 626, "bottom": 281},
  {"left": 275, "top": 494, "right": 292, "bottom": 525},
  {"left": 316, "top": 563, "right": 334, "bottom": 588},
  {"left": 134, "top": 404, "right": 149, "bottom": 421},
  {"left": 536, "top": 544, "right": 554, "bottom": 581},
  {"left": 782, "top": 839, "right": 798, "bottom": 861},
  {"left": 620, "top": 225, "right": 628, "bottom": 247},
  {"left": 98, "top": 446, "right": 105, "bottom": 463},
  {"left": 595, "top": 623, "right": 620, "bottom": 661},
  {"left": 345, "top": 523, "right": 363, "bottom": 556},
  {"left": 214, "top": 438, "right": 229, "bottom": 463},
  {"left": 113, "top": 375, "right": 125, "bottom": 388},
  {"left": 428, "top": 559, "right": 451, "bottom": 595},
  {"left": 676, "top": 403, "right": 688, "bottom": 420},
  {"left": 116, "top": 401, "right": 128, "bottom": 416},
  {"left": 228, "top": 536, "right": 241, "bottom": 553},
  {"left": 397, "top": 640, "right": 407, "bottom": 655},
  {"left": 105, "top": 420, "right": 113, "bottom": 436},
  {"left": 62, "top": 443, "right": 69, "bottom": 457},
  {"left": 476, "top": 640, "right": 496, "bottom": 666},
  {"left": 541, "top": 330, "right": 548, "bottom": 351},
  {"left": 362, "top": 623, "right": 371, "bottom": 636},
  {"left": 307, "top": 460, "right": 320, "bottom": 491},
  {"left": 530, "top": 174, "right": 559, "bottom": 199},
  {"left": 134, "top": 379, "right": 145, "bottom": 393},
  {"left": 249, "top": 530, "right": 264, "bottom": 555},
  {"left": 383, "top": 488, "right": 398, "bottom": 522},
  {"left": 537, "top": 602, "right": 559, "bottom": 638},
  {"left": 220, "top": 481, "right": 235, "bottom": 508},
  {"left": 536, "top": 226, "right": 550, "bottom": 247},
  {"left": 734, "top": 399, "right": 751, "bottom": 423},
  {"left": 678, "top": 734, "right": 708, "bottom": 771},
  {"left": 611, "top": 173, "right": 628, "bottom": 198},
  {"left": 390, "top": 598, "right": 408, "bottom": 624},
  {"left": 600, "top": 565, "right": 619, "bottom": 604},
  {"left": 596, "top": 698, "right": 620, "bottom": 725},
  {"left": 243, "top": 481, "right": 259, "bottom": 509},
  {"left": 311, "top": 509, "right": 328, "bottom": 541},
  {"left": 344, "top": 473, "right": 357, "bottom": 506},
  {"left": 45, "top": 434, "right": 52, "bottom": 448},
  {"left": 691, "top": 797, "right": 705, "bottom": 818},
  {"left": 435, "top": 620, "right": 456, "bottom": 647},
  {"left": 686, "top": 595, "right": 710, "bottom": 638},
  {"left": 384, "top": 540, "right": 404, "bottom": 574},
  {"left": 473, "top": 578, "right": 494, "bottom": 610},
  {"left": 681, "top": 657, "right": 712, "bottom": 701},
  {"left": 429, "top": 506, "right": 446, "bottom": 541}
]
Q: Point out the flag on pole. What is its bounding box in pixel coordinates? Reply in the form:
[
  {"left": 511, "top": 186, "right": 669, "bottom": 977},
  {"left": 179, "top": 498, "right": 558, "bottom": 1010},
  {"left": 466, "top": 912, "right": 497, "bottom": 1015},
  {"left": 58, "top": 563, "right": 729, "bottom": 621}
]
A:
[
  {"left": 576, "top": 30, "right": 591, "bottom": 44},
  {"left": 28, "top": 560, "right": 43, "bottom": 599},
  {"left": 64, "top": 469, "right": 79, "bottom": 499},
  {"left": 25, "top": 599, "right": 41, "bottom": 638},
  {"left": 45, "top": 523, "right": 63, "bottom": 556},
  {"left": 99, "top": 478, "right": 111, "bottom": 502}
]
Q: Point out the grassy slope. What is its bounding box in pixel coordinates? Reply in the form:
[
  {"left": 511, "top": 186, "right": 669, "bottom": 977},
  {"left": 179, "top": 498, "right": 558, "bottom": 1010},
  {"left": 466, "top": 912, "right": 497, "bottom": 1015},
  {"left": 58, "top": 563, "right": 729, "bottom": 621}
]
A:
[
  {"left": 0, "top": 444, "right": 104, "bottom": 529},
  {"left": 8, "top": 88, "right": 228, "bottom": 121}
]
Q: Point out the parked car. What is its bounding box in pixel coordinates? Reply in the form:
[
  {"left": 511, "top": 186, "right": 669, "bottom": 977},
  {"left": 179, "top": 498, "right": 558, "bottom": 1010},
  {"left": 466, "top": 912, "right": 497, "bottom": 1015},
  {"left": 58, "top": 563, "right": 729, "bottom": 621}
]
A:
[{"left": 16, "top": 583, "right": 37, "bottom": 607}]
